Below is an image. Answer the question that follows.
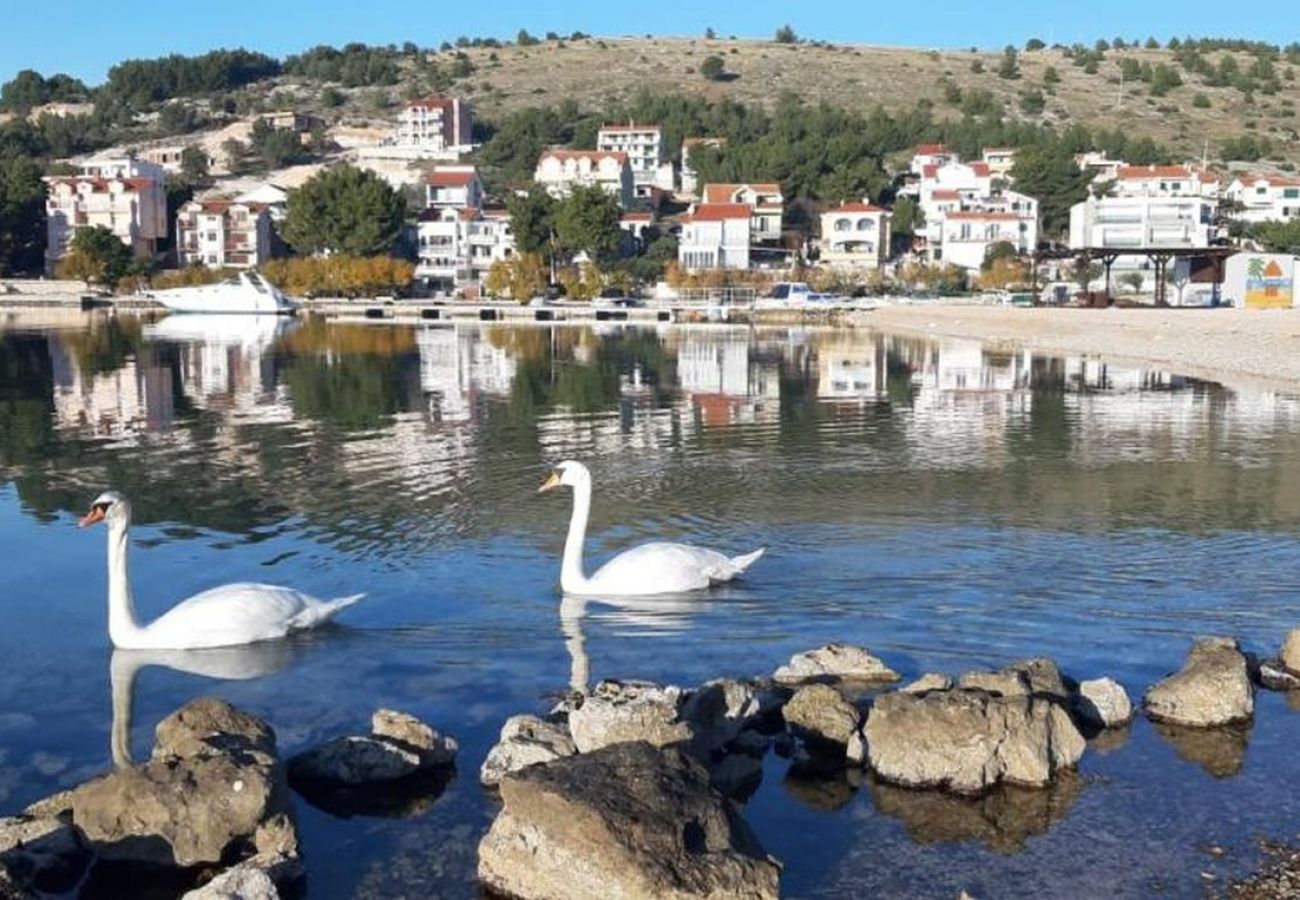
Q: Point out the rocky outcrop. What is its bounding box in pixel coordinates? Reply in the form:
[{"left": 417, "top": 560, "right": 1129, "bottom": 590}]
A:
[
  {"left": 864, "top": 687, "right": 1085, "bottom": 794},
  {"left": 480, "top": 715, "right": 577, "bottom": 787},
  {"left": 477, "top": 742, "right": 780, "bottom": 900},
  {"left": 774, "top": 644, "right": 899, "bottom": 685},
  {"left": 289, "top": 709, "right": 457, "bottom": 786},
  {"left": 1281, "top": 628, "right": 1300, "bottom": 675},
  {"left": 901, "top": 673, "right": 953, "bottom": 694},
  {"left": 567, "top": 680, "right": 694, "bottom": 754},
  {"left": 25, "top": 698, "right": 293, "bottom": 869},
  {"left": 956, "top": 658, "right": 1070, "bottom": 702},
  {"left": 1144, "top": 637, "right": 1254, "bottom": 727},
  {"left": 1074, "top": 677, "right": 1134, "bottom": 729},
  {"left": 782, "top": 684, "right": 862, "bottom": 749},
  {"left": 0, "top": 815, "right": 94, "bottom": 897}
]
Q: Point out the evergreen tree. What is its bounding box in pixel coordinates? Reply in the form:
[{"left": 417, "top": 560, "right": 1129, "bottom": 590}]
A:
[
  {"left": 0, "top": 156, "right": 46, "bottom": 274},
  {"left": 553, "top": 185, "right": 622, "bottom": 264},
  {"left": 1009, "top": 143, "right": 1090, "bottom": 238},
  {"left": 282, "top": 164, "right": 405, "bottom": 256},
  {"left": 58, "top": 226, "right": 134, "bottom": 287}
]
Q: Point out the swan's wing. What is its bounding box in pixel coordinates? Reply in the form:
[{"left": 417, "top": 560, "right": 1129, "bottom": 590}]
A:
[
  {"left": 143, "top": 583, "right": 317, "bottom": 648},
  {"left": 589, "top": 542, "right": 738, "bottom": 594}
]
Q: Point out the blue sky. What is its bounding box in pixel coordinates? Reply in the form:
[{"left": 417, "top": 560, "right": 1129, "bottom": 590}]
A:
[{"left": 4, "top": 0, "right": 1297, "bottom": 86}]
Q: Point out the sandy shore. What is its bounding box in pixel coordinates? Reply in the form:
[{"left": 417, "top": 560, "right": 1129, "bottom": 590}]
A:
[{"left": 858, "top": 305, "right": 1300, "bottom": 392}]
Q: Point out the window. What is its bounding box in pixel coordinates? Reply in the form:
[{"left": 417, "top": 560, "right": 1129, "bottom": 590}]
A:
[
  {"left": 835, "top": 218, "right": 851, "bottom": 232},
  {"left": 1284, "top": 189, "right": 1299, "bottom": 199},
  {"left": 856, "top": 219, "right": 874, "bottom": 231}
]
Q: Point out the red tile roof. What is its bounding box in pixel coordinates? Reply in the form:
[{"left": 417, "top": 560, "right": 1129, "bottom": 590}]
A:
[
  {"left": 687, "top": 202, "right": 752, "bottom": 222},
  {"left": 703, "top": 183, "right": 782, "bottom": 203},
  {"left": 915, "top": 143, "right": 947, "bottom": 155},
  {"left": 1117, "top": 165, "right": 1195, "bottom": 180},
  {"left": 970, "top": 162, "right": 992, "bottom": 177},
  {"left": 407, "top": 96, "right": 456, "bottom": 111},
  {"left": 921, "top": 164, "right": 939, "bottom": 179},
  {"left": 426, "top": 169, "right": 477, "bottom": 187},
  {"left": 931, "top": 189, "right": 962, "bottom": 200},
  {"left": 621, "top": 212, "right": 653, "bottom": 221}
]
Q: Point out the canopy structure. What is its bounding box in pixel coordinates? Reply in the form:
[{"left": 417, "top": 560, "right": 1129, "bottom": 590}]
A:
[{"left": 1033, "top": 246, "right": 1238, "bottom": 306}]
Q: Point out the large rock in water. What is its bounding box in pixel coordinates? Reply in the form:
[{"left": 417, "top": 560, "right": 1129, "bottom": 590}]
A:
[
  {"left": 1143, "top": 637, "right": 1254, "bottom": 727},
  {"left": 1280, "top": 628, "right": 1300, "bottom": 675},
  {"left": 864, "top": 688, "right": 1085, "bottom": 794},
  {"left": 1074, "top": 677, "right": 1134, "bottom": 729},
  {"left": 773, "top": 644, "right": 899, "bottom": 685},
  {"left": 782, "top": 684, "right": 862, "bottom": 748},
  {"left": 26, "top": 698, "right": 294, "bottom": 869},
  {"left": 567, "top": 680, "right": 694, "bottom": 753},
  {"left": 0, "top": 815, "right": 95, "bottom": 897},
  {"left": 182, "top": 863, "right": 280, "bottom": 900},
  {"left": 477, "top": 742, "right": 780, "bottom": 900},
  {"left": 480, "top": 715, "right": 577, "bottom": 787},
  {"left": 289, "top": 709, "right": 457, "bottom": 786}
]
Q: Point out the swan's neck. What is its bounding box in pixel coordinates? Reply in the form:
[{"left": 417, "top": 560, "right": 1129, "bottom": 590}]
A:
[
  {"left": 106, "top": 516, "right": 146, "bottom": 648},
  {"left": 560, "top": 479, "right": 592, "bottom": 594}
]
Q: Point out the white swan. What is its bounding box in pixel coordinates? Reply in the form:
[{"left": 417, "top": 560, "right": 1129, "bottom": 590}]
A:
[
  {"left": 80, "top": 491, "right": 364, "bottom": 650},
  {"left": 539, "top": 460, "right": 764, "bottom": 597}
]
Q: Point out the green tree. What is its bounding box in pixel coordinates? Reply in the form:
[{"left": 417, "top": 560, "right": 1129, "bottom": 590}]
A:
[
  {"left": 981, "top": 240, "right": 1019, "bottom": 270},
  {"left": 1071, "top": 257, "right": 1102, "bottom": 294},
  {"left": 506, "top": 186, "right": 557, "bottom": 258},
  {"left": 1119, "top": 272, "right": 1144, "bottom": 293},
  {"left": 1025, "top": 38, "right": 1046, "bottom": 51},
  {"left": 997, "top": 46, "right": 1021, "bottom": 79},
  {"left": 1253, "top": 219, "right": 1300, "bottom": 254},
  {"left": 59, "top": 226, "right": 134, "bottom": 287},
  {"left": 890, "top": 196, "right": 923, "bottom": 238},
  {"left": 774, "top": 25, "right": 798, "bottom": 44},
  {"left": 282, "top": 164, "right": 405, "bottom": 256},
  {"left": 553, "top": 185, "right": 622, "bottom": 264},
  {"left": 517, "top": 29, "right": 540, "bottom": 47},
  {"left": 0, "top": 156, "right": 46, "bottom": 275},
  {"left": 1009, "top": 143, "right": 1091, "bottom": 238},
  {"left": 700, "top": 56, "right": 727, "bottom": 81},
  {"left": 249, "top": 118, "right": 307, "bottom": 169},
  {"left": 1043, "top": 65, "right": 1060, "bottom": 86},
  {"left": 178, "top": 145, "right": 211, "bottom": 187},
  {"left": 1019, "top": 88, "right": 1046, "bottom": 114}
]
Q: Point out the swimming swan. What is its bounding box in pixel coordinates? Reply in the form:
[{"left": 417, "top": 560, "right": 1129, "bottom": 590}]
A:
[
  {"left": 538, "top": 461, "right": 764, "bottom": 596},
  {"left": 81, "top": 491, "right": 363, "bottom": 650}
]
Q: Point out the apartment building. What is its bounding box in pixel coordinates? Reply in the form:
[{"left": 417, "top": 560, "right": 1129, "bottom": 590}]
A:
[
  {"left": 175, "top": 199, "right": 273, "bottom": 269},
  {"left": 703, "top": 183, "right": 783, "bottom": 243},
  {"left": 910, "top": 143, "right": 958, "bottom": 176},
  {"left": 1224, "top": 174, "right": 1300, "bottom": 223},
  {"left": 939, "top": 212, "right": 1036, "bottom": 271},
  {"left": 819, "top": 203, "right": 891, "bottom": 270},
  {"left": 425, "top": 166, "right": 485, "bottom": 209},
  {"left": 391, "top": 97, "right": 474, "bottom": 157},
  {"left": 415, "top": 207, "right": 515, "bottom": 295},
  {"left": 1110, "top": 165, "right": 1220, "bottom": 199},
  {"left": 44, "top": 157, "right": 167, "bottom": 274},
  {"left": 678, "top": 203, "right": 751, "bottom": 271},
  {"left": 1069, "top": 195, "right": 1215, "bottom": 251},
  {"left": 681, "top": 137, "right": 725, "bottom": 197},
  {"left": 534, "top": 150, "right": 635, "bottom": 209},
  {"left": 981, "top": 148, "right": 1017, "bottom": 179},
  {"left": 597, "top": 123, "right": 673, "bottom": 195}
]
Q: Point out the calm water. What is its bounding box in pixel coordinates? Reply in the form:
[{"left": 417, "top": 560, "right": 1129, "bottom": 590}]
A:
[{"left": 3, "top": 312, "right": 1300, "bottom": 898}]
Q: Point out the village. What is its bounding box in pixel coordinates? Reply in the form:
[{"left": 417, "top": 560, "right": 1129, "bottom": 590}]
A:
[{"left": 21, "top": 89, "right": 1300, "bottom": 310}]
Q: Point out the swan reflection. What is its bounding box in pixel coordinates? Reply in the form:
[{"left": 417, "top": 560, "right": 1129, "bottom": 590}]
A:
[
  {"left": 559, "top": 592, "right": 707, "bottom": 693},
  {"left": 109, "top": 640, "right": 304, "bottom": 766}
]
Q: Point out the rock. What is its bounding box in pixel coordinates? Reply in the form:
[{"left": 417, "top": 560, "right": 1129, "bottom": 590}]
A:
[
  {"left": 153, "top": 696, "right": 277, "bottom": 765},
  {"left": 1281, "top": 628, "right": 1300, "bottom": 675},
  {"left": 957, "top": 658, "right": 1070, "bottom": 702},
  {"left": 371, "top": 710, "right": 458, "bottom": 767},
  {"left": 709, "top": 753, "right": 764, "bottom": 802},
  {"left": 480, "top": 715, "right": 577, "bottom": 787},
  {"left": 774, "top": 644, "right": 899, "bottom": 685},
  {"left": 183, "top": 863, "right": 280, "bottom": 900},
  {"left": 567, "top": 680, "right": 693, "bottom": 754},
  {"left": 1074, "top": 678, "right": 1134, "bottom": 729},
  {"left": 956, "top": 670, "right": 1027, "bottom": 697},
  {"left": 901, "top": 673, "right": 953, "bottom": 694},
  {"left": 681, "top": 679, "right": 764, "bottom": 752},
  {"left": 782, "top": 684, "right": 862, "bottom": 748},
  {"left": 0, "top": 815, "right": 95, "bottom": 897},
  {"left": 1258, "top": 660, "right": 1300, "bottom": 692},
  {"left": 477, "top": 742, "right": 780, "bottom": 900},
  {"left": 865, "top": 688, "right": 1085, "bottom": 794},
  {"left": 27, "top": 699, "right": 292, "bottom": 869},
  {"left": 845, "top": 729, "right": 867, "bottom": 766},
  {"left": 1144, "top": 637, "right": 1254, "bottom": 728},
  {"left": 728, "top": 729, "right": 771, "bottom": 758},
  {"left": 289, "top": 735, "right": 421, "bottom": 785}
]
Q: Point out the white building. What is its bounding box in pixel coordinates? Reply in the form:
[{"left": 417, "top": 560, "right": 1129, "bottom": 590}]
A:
[
  {"left": 390, "top": 96, "right": 474, "bottom": 158},
  {"left": 1224, "top": 174, "right": 1300, "bottom": 223},
  {"left": 678, "top": 203, "right": 751, "bottom": 271},
  {"left": 910, "top": 143, "right": 958, "bottom": 176},
  {"left": 44, "top": 157, "right": 167, "bottom": 274},
  {"left": 1069, "top": 195, "right": 1214, "bottom": 250},
  {"left": 175, "top": 199, "right": 272, "bottom": 269},
  {"left": 939, "top": 211, "right": 1036, "bottom": 271},
  {"left": 234, "top": 183, "right": 289, "bottom": 221},
  {"left": 597, "top": 123, "right": 673, "bottom": 196},
  {"left": 1109, "top": 165, "right": 1220, "bottom": 199},
  {"left": 415, "top": 207, "right": 515, "bottom": 296},
  {"left": 981, "top": 147, "right": 1017, "bottom": 179},
  {"left": 819, "top": 203, "right": 891, "bottom": 270},
  {"left": 681, "top": 137, "right": 725, "bottom": 197},
  {"left": 703, "top": 183, "right": 783, "bottom": 243},
  {"left": 534, "top": 150, "right": 634, "bottom": 209},
  {"left": 425, "top": 166, "right": 485, "bottom": 209}
]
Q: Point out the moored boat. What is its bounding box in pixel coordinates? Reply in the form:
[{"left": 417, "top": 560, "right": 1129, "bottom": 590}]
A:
[{"left": 147, "top": 271, "right": 296, "bottom": 315}]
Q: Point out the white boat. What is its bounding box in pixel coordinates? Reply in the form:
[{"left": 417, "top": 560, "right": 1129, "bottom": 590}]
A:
[{"left": 147, "top": 271, "right": 296, "bottom": 315}]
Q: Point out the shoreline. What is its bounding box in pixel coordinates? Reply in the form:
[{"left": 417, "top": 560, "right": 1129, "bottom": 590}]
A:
[{"left": 856, "top": 305, "right": 1300, "bottom": 394}]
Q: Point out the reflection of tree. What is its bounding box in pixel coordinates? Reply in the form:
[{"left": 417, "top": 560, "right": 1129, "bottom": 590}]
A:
[
  {"left": 284, "top": 352, "right": 419, "bottom": 431},
  {"left": 60, "top": 317, "right": 143, "bottom": 377}
]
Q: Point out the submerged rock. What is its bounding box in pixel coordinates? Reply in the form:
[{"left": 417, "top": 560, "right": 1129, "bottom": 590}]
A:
[
  {"left": 480, "top": 715, "right": 577, "bottom": 787},
  {"left": 773, "top": 644, "right": 900, "bottom": 685},
  {"left": 782, "top": 684, "right": 862, "bottom": 749},
  {"left": 477, "top": 741, "right": 780, "bottom": 900},
  {"left": 1281, "top": 628, "right": 1300, "bottom": 675},
  {"left": 567, "top": 680, "right": 693, "bottom": 753},
  {"left": 24, "top": 698, "right": 293, "bottom": 869},
  {"left": 1144, "top": 637, "right": 1254, "bottom": 728},
  {"left": 0, "top": 815, "right": 95, "bottom": 897},
  {"left": 1258, "top": 660, "right": 1300, "bottom": 692},
  {"left": 1074, "top": 677, "right": 1134, "bottom": 729},
  {"left": 289, "top": 710, "right": 457, "bottom": 787},
  {"left": 865, "top": 687, "right": 1085, "bottom": 794},
  {"left": 371, "top": 709, "right": 458, "bottom": 767}
]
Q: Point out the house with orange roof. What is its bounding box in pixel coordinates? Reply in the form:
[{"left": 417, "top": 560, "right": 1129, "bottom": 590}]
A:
[
  {"left": 175, "top": 199, "right": 272, "bottom": 269},
  {"left": 678, "top": 203, "right": 752, "bottom": 271},
  {"left": 818, "top": 202, "right": 892, "bottom": 270},
  {"left": 702, "top": 183, "right": 783, "bottom": 243},
  {"left": 425, "top": 166, "right": 484, "bottom": 209},
  {"left": 44, "top": 157, "right": 167, "bottom": 274},
  {"left": 910, "top": 143, "right": 957, "bottom": 176},
  {"left": 1110, "top": 164, "right": 1219, "bottom": 199},
  {"left": 534, "top": 149, "right": 635, "bottom": 209},
  {"left": 1224, "top": 173, "right": 1300, "bottom": 223}
]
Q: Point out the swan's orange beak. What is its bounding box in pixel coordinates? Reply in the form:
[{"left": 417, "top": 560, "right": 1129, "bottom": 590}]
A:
[
  {"left": 79, "top": 506, "right": 106, "bottom": 528},
  {"left": 538, "top": 471, "right": 562, "bottom": 493}
]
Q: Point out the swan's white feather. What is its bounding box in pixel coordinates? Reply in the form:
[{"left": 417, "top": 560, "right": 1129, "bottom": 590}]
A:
[{"left": 581, "top": 542, "right": 764, "bottom": 596}]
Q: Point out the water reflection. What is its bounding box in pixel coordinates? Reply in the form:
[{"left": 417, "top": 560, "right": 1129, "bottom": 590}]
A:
[
  {"left": 559, "top": 593, "right": 706, "bottom": 692},
  {"left": 1152, "top": 721, "right": 1252, "bottom": 778},
  {"left": 109, "top": 641, "right": 306, "bottom": 766}
]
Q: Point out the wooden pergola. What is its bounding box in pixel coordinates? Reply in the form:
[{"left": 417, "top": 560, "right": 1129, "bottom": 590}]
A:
[{"left": 1032, "top": 246, "right": 1239, "bottom": 307}]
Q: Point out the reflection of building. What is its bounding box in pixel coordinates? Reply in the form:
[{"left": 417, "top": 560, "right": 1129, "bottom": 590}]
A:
[
  {"left": 675, "top": 333, "right": 780, "bottom": 426},
  {"left": 48, "top": 337, "right": 173, "bottom": 439},
  {"left": 816, "top": 336, "right": 885, "bottom": 400},
  {"left": 416, "top": 326, "right": 517, "bottom": 423}
]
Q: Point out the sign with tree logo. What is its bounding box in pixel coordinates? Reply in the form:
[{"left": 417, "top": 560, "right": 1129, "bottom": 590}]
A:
[{"left": 1243, "top": 255, "right": 1295, "bottom": 309}]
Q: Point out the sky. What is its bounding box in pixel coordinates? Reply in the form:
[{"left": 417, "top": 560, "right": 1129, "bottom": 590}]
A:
[{"left": 3, "top": 0, "right": 1298, "bottom": 86}]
